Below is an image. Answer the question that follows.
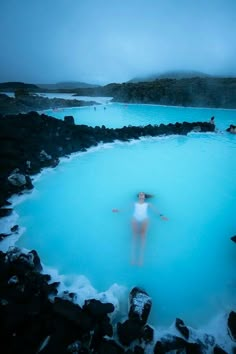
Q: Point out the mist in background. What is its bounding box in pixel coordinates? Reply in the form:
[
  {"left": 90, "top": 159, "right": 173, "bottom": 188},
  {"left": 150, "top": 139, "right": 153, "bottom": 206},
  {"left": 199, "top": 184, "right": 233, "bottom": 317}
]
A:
[{"left": 0, "top": 0, "right": 236, "bottom": 84}]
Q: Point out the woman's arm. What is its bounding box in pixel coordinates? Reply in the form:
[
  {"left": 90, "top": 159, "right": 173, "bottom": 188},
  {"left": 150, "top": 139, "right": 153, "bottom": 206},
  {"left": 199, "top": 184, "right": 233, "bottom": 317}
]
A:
[
  {"left": 148, "top": 203, "right": 168, "bottom": 220},
  {"left": 112, "top": 203, "right": 134, "bottom": 213}
]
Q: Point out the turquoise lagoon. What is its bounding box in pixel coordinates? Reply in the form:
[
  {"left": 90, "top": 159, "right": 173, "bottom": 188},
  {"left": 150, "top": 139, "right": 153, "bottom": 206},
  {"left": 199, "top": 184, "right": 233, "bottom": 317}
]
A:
[
  {"left": 8, "top": 103, "right": 236, "bottom": 328},
  {"left": 45, "top": 101, "right": 235, "bottom": 130}
]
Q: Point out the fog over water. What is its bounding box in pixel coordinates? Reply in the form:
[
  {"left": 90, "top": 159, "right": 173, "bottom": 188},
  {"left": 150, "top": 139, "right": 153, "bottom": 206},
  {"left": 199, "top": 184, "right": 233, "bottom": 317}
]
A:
[{"left": 0, "top": 0, "right": 236, "bottom": 84}]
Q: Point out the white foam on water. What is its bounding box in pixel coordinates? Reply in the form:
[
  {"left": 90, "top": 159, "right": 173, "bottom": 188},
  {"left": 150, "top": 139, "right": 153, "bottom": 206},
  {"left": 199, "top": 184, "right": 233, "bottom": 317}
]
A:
[
  {"left": 0, "top": 224, "right": 25, "bottom": 253},
  {"left": 0, "top": 210, "right": 19, "bottom": 234},
  {"left": 39, "top": 263, "right": 234, "bottom": 354},
  {"left": 42, "top": 263, "right": 128, "bottom": 322}
]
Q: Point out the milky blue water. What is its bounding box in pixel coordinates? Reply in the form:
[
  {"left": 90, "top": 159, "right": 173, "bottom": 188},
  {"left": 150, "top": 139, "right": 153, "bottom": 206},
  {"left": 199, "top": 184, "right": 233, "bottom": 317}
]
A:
[
  {"left": 13, "top": 104, "right": 236, "bottom": 328},
  {"left": 45, "top": 102, "right": 236, "bottom": 131}
]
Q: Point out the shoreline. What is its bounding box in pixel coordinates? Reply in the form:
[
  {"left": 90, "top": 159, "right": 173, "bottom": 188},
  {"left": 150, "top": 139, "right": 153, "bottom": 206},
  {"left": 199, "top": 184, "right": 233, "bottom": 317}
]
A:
[
  {"left": 0, "top": 244, "right": 234, "bottom": 353},
  {"left": 2, "top": 91, "right": 236, "bottom": 115},
  {"left": 0, "top": 112, "right": 235, "bottom": 353},
  {"left": 118, "top": 102, "right": 236, "bottom": 112}
]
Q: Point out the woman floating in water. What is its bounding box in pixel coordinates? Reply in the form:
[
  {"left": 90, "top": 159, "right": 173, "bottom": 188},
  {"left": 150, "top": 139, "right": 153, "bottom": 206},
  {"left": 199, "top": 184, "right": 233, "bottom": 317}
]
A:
[
  {"left": 226, "top": 124, "right": 236, "bottom": 134},
  {"left": 112, "top": 192, "right": 168, "bottom": 266},
  {"left": 209, "top": 116, "right": 215, "bottom": 125}
]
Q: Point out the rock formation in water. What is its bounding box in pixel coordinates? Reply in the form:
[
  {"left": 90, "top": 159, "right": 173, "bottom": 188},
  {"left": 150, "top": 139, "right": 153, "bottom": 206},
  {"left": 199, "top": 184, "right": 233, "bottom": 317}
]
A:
[{"left": 0, "top": 248, "right": 234, "bottom": 353}]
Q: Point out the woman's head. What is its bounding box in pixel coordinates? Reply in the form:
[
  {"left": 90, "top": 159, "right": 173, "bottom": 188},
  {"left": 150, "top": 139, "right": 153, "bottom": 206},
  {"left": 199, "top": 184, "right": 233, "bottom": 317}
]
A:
[
  {"left": 137, "top": 192, "right": 154, "bottom": 199},
  {"left": 138, "top": 192, "right": 145, "bottom": 200}
]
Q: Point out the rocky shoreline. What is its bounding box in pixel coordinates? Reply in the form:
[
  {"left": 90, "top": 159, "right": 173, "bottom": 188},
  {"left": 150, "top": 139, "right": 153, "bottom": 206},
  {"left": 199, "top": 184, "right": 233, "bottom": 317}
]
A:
[
  {"left": 0, "top": 112, "right": 235, "bottom": 353},
  {"left": 0, "top": 93, "right": 98, "bottom": 115},
  {"left": 0, "top": 247, "right": 235, "bottom": 354},
  {"left": 0, "top": 111, "right": 216, "bottom": 209}
]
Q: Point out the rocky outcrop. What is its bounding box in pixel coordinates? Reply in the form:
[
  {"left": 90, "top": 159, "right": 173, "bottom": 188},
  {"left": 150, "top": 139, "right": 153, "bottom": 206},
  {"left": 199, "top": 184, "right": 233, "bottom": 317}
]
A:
[
  {"left": 231, "top": 235, "right": 236, "bottom": 243},
  {"left": 0, "top": 111, "right": 215, "bottom": 210},
  {"left": 0, "top": 93, "right": 97, "bottom": 115},
  {"left": 0, "top": 247, "right": 115, "bottom": 354},
  {"left": 71, "top": 77, "right": 236, "bottom": 109},
  {"left": 128, "top": 287, "right": 152, "bottom": 325},
  {"left": 117, "top": 287, "right": 153, "bottom": 346},
  {"left": 175, "top": 318, "right": 190, "bottom": 339},
  {"left": 228, "top": 311, "right": 236, "bottom": 341},
  {"left": 0, "top": 248, "right": 234, "bottom": 354},
  {"left": 64, "top": 115, "right": 75, "bottom": 125}
]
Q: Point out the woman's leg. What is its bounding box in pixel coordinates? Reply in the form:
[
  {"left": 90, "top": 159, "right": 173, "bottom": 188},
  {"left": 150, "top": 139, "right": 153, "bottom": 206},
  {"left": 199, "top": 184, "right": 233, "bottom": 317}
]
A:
[
  {"left": 131, "top": 218, "right": 138, "bottom": 264},
  {"left": 138, "top": 219, "right": 148, "bottom": 266}
]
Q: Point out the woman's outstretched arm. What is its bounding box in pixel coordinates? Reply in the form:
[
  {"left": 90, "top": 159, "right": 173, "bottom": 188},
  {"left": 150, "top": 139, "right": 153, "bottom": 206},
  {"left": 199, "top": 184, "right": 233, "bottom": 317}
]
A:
[
  {"left": 148, "top": 203, "right": 169, "bottom": 220},
  {"left": 112, "top": 203, "right": 133, "bottom": 213}
]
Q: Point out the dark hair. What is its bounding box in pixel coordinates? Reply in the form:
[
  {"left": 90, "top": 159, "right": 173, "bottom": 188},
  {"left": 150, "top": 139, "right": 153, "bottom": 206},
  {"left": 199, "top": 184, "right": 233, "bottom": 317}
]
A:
[
  {"left": 226, "top": 124, "right": 235, "bottom": 132},
  {"left": 137, "top": 192, "right": 154, "bottom": 199}
]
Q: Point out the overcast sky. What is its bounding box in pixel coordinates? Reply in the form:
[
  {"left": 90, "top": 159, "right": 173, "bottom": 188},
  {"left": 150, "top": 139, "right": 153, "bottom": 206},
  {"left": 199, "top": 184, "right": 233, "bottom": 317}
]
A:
[{"left": 0, "top": 0, "right": 236, "bottom": 85}]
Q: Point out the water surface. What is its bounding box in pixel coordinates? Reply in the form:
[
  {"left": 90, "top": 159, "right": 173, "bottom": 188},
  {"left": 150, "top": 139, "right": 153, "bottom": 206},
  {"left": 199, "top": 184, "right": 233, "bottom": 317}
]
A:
[
  {"left": 14, "top": 113, "right": 236, "bottom": 327},
  {"left": 46, "top": 102, "right": 235, "bottom": 131}
]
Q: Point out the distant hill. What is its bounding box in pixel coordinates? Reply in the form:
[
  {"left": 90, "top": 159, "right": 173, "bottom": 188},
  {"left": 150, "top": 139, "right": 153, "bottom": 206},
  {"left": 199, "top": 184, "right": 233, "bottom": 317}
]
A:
[
  {"left": 128, "top": 70, "right": 211, "bottom": 83},
  {"left": 0, "top": 82, "right": 39, "bottom": 91},
  {"left": 37, "top": 81, "right": 100, "bottom": 90},
  {"left": 158, "top": 70, "right": 212, "bottom": 79},
  {"left": 94, "top": 77, "right": 236, "bottom": 109}
]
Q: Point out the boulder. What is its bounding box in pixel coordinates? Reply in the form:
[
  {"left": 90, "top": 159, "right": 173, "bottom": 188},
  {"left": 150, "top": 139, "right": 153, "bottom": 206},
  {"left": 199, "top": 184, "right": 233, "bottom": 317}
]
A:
[
  {"left": 11, "top": 225, "right": 19, "bottom": 233},
  {"left": 90, "top": 318, "right": 113, "bottom": 351},
  {"left": 213, "top": 344, "right": 228, "bottom": 353},
  {"left": 39, "top": 150, "right": 52, "bottom": 161},
  {"left": 228, "top": 311, "right": 236, "bottom": 340},
  {"left": 141, "top": 324, "right": 154, "bottom": 343},
  {"left": 0, "top": 208, "right": 13, "bottom": 217},
  {"left": 129, "top": 287, "right": 152, "bottom": 325},
  {"left": 130, "top": 346, "right": 145, "bottom": 354},
  {"left": 64, "top": 115, "right": 75, "bottom": 125},
  {"left": 96, "top": 338, "right": 124, "bottom": 354},
  {"left": 53, "top": 297, "right": 93, "bottom": 332},
  {"left": 154, "top": 335, "right": 206, "bottom": 353},
  {"left": 154, "top": 335, "right": 188, "bottom": 353},
  {"left": 231, "top": 235, "right": 236, "bottom": 243},
  {"left": 175, "top": 317, "right": 190, "bottom": 339},
  {"left": 117, "top": 319, "right": 143, "bottom": 346},
  {"left": 8, "top": 169, "right": 26, "bottom": 187},
  {"left": 25, "top": 175, "right": 34, "bottom": 189},
  {"left": 83, "top": 299, "right": 115, "bottom": 318}
]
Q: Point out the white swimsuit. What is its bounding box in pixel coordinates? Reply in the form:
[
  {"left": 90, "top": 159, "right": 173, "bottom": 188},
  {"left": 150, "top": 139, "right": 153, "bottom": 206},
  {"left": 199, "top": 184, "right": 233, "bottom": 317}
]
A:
[{"left": 133, "top": 202, "right": 148, "bottom": 222}]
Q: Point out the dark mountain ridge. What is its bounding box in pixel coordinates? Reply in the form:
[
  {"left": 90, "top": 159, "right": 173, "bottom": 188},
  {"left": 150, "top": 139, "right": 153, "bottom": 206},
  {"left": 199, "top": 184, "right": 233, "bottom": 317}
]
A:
[
  {"left": 37, "top": 81, "right": 100, "bottom": 90},
  {"left": 1, "top": 76, "right": 236, "bottom": 109},
  {"left": 0, "top": 81, "right": 100, "bottom": 92},
  {"left": 0, "top": 82, "right": 39, "bottom": 90},
  {"left": 72, "top": 77, "right": 236, "bottom": 109},
  {"left": 128, "top": 70, "right": 212, "bottom": 83}
]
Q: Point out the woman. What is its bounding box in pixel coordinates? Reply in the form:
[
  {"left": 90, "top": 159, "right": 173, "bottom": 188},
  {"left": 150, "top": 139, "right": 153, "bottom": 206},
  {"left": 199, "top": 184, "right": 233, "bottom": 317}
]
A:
[
  {"left": 112, "top": 192, "right": 168, "bottom": 266},
  {"left": 210, "top": 116, "right": 215, "bottom": 124},
  {"left": 227, "top": 124, "right": 236, "bottom": 134}
]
